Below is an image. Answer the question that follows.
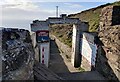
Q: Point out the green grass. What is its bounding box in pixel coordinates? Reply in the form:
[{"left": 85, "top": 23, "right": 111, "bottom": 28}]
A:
[
  {"left": 50, "top": 24, "right": 73, "bottom": 47},
  {"left": 111, "top": 1, "right": 120, "bottom": 6},
  {"left": 68, "top": 1, "right": 120, "bottom": 32},
  {"left": 69, "top": 7, "right": 102, "bottom": 32},
  {"left": 79, "top": 67, "right": 85, "bottom": 72}
]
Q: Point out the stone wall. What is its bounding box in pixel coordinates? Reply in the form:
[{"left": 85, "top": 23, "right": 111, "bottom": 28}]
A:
[
  {"left": 1, "top": 28, "right": 34, "bottom": 80},
  {"left": 50, "top": 35, "right": 72, "bottom": 59},
  {"left": 97, "top": 6, "right": 120, "bottom": 81}
]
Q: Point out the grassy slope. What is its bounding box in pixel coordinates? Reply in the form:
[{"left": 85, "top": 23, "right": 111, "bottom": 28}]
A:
[
  {"left": 50, "top": 24, "right": 73, "bottom": 47},
  {"left": 50, "top": 1, "right": 120, "bottom": 47},
  {"left": 68, "top": 1, "right": 120, "bottom": 32}
]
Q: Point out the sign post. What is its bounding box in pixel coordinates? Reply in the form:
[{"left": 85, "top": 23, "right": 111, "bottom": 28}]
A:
[{"left": 31, "top": 21, "right": 50, "bottom": 67}]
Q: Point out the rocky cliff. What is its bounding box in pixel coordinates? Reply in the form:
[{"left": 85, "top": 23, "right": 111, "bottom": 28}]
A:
[
  {"left": 97, "top": 6, "right": 120, "bottom": 81},
  {"left": 1, "top": 28, "right": 34, "bottom": 80}
]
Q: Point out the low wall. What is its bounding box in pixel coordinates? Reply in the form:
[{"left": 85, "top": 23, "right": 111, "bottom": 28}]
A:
[
  {"left": 50, "top": 35, "right": 72, "bottom": 59},
  {"left": 31, "top": 32, "right": 39, "bottom": 62}
]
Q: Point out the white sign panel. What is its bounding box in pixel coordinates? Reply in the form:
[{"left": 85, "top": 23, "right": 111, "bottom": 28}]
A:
[
  {"left": 81, "top": 33, "right": 97, "bottom": 66},
  {"left": 39, "top": 43, "right": 50, "bottom": 67}
]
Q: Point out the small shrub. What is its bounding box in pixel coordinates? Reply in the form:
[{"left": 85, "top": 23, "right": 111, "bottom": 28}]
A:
[{"left": 79, "top": 67, "right": 85, "bottom": 72}]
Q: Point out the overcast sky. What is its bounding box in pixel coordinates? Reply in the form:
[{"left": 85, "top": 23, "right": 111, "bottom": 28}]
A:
[{"left": 0, "top": 0, "right": 117, "bottom": 30}]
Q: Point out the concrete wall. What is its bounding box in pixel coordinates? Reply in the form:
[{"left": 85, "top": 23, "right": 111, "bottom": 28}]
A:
[
  {"left": 31, "top": 20, "right": 49, "bottom": 32},
  {"left": 79, "top": 22, "right": 89, "bottom": 32},
  {"left": 47, "top": 17, "right": 80, "bottom": 24},
  {"left": 31, "top": 32, "right": 39, "bottom": 62},
  {"left": 71, "top": 24, "right": 81, "bottom": 67},
  {"left": 31, "top": 32, "right": 36, "bottom": 48}
]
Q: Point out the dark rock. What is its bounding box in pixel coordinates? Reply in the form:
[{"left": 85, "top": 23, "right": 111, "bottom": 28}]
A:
[{"left": 1, "top": 28, "right": 34, "bottom": 80}]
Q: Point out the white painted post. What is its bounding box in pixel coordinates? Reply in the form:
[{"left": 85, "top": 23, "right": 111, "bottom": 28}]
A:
[
  {"left": 39, "top": 42, "right": 50, "bottom": 67},
  {"left": 71, "top": 24, "right": 81, "bottom": 67},
  {"left": 31, "top": 21, "right": 50, "bottom": 67}
]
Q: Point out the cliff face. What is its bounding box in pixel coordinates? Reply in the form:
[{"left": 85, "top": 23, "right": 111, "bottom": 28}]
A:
[
  {"left": 1, "top": 28, "right": 34, "bottom": 80},
  {"left": 97, "top": 6, "right": 120, "bottom": 81}
]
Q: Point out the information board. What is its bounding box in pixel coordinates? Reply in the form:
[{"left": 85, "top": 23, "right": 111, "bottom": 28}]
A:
[
  {"left": 36, "top": 30, "right": 49, "bottom": 43},
  {"left": 81, "top": 33, "right": 97, "bottom": 66}
]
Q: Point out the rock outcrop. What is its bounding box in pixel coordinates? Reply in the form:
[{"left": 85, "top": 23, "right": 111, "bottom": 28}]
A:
[
  {"left": 97, "top": 6, "right": 120, "bottom": 81},
  {"left": 1, "top": 28, "right": 34, "bottom": 80}
]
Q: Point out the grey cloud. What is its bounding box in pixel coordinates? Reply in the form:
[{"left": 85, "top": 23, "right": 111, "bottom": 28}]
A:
[
  {"left": 2, "top": 4, "right": 21, "bottom": 8},
  {"left": 2, "top": 7, "right": 55, "bottom": 20},
  {"left": 1, "top": 7, "right": 56, "bottom": 30}
]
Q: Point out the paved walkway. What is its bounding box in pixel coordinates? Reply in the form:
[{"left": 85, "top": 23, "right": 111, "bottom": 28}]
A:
[
  {"left": 49, "top": 40, "right": 105, "bottom": 80},
  {"left": 49, "top": 40, "right": 79, "bottom": 73}
]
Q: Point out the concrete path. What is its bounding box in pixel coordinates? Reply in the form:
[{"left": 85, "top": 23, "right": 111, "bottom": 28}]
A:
[
  {"left": 49, "top": 40, "right": 79, "bottom": 73},
  {"left": 49, "top": 40, "right": 105, "bottom": 80},
  {"left": 58, "top": 71, "right": 105, "bottom": 80}
]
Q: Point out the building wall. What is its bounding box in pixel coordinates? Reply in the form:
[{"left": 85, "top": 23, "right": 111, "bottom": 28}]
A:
[
  {"left": 47, "top": 18, "right": 80, "bottom": 24},
  {"left": 71, "top": 24, "right": 77, "bottom": 66},
  {"left": 79, "top": 22, "right": 89, "bottom": 32},
  {"left": 31, "top": 21, "right": 49, "bottom": 32},
  {"left": 71, "top": 24, "right": 81, "bottom": 67}
]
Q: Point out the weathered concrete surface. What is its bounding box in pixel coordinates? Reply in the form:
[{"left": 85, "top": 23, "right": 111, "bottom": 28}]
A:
[
  {"left": 97, "top": 6, "right": 120, "bottom": 81},
  {"left": 49, "top": 39, "right": 105, "bottom": 80},
  {"left": 49, "top": 40, "right": 79, "bottom": 73},
  {"left": 30, "top": 32, "right": 39, "bottom": 62},
  {"left": 1, "top": 28, "right": 34, "bottom": 80},
  {"left": 71, "top": 24, "right": 81, "bottom": 67}
]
